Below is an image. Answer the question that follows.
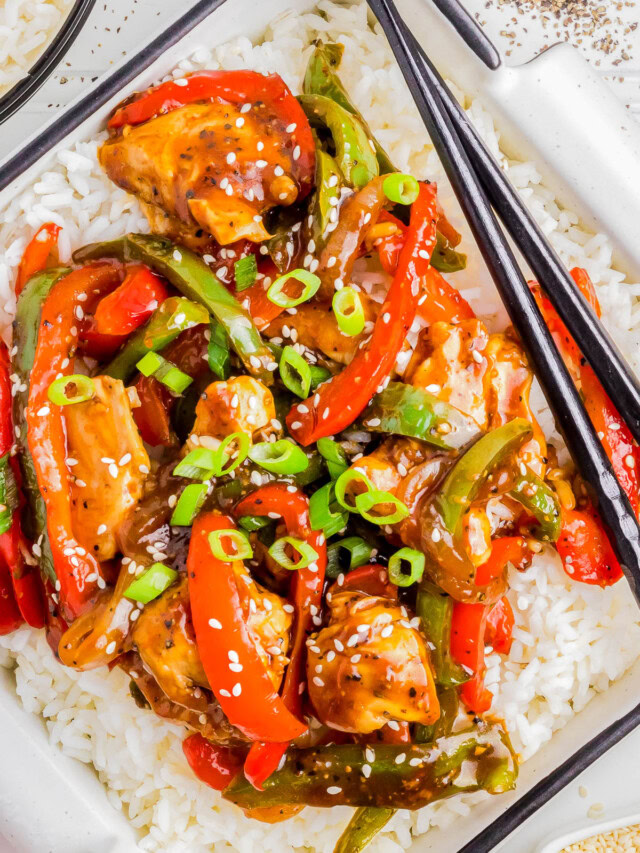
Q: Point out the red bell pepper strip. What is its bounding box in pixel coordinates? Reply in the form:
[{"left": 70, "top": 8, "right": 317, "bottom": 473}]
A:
[
  {"left": 375, "top": 212, "right": 474, "bottom": 326},
  {"left": 15, "top": 223, "right": 61, "bottom": 297},
  {"left": 108, "top": 70, "right": 315, "bottom": 200},
  {"left": 27, "top": 264, "right": 121, "bottom": 619},
  {"left": 187, "top": 511, "right": 308, "bottom": 743},
  {"left": 450, "top": 601, "right": 492, "bottom": 714},
  {"left": 580, "top": 363, "right": 639, "bottom": 517},
  {"left": 182, "top": 734, "right": 244, "bottom": 791},
  {"left": 234, "top": 483, "right": 326, "bottom": 789},
  {"left": 557, "top": 506, "right": 623, "bottom": 586},
  {"left": 0, "top": 342, "right": 44, "bottom": 628},
  {"left": 485, "top": 597, "right": 515, "bottom": 655},
  {"left": 287, "top": 182, "right": 438, "bottom": 444},
  {"left": 93, "top": 264, "right": 169, "bottom": 336},
  {"left": 335, "top": 564, "right": 397, "bottom": 599},
  {"left": 0, "top": 555, "right": 23, "bottom": 635},
  {"left": 132, "top": 375, "right": 175, "bottom": 447},
  {"left": 474, "top": 536, "right": 530, "bottom": 587}
]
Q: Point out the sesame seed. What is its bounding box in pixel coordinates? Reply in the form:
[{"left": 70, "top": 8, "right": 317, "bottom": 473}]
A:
[
  {"left": 232, "top": 683, "right": 242, "bottom": 696},
  {"left": 250, "top": 355, "right": 261, "bottom": 368},
  {"left": 381, "top": 625, "right": 393, "bottom": 638},
  {"left": 409, "top": 757, "right": 422, "bottom": 766},
  {"left": 431, "top": 528, "right": 441, "bottom": 543},
  {"left": 229, "top": 662, "right": 243, "bottom": 673},
  {"left": 472, "top": 349, "right": 483, "bottom": 363},
  {"left": 286, "top": 123, "right": 297, "bottom": 133},
  {"left": 241, "top": 103, "right": 251, "bottom": 113},
  {"left": 219, "top": 689, "right": 231, "bottom": 698},
  {"left": 36, "top": 406, "right": 50, "bottom": 417},
  {"left": 235, "top": 117, "right": 245, "bottom": 128},
  {"left": 362, "top": 765, "right": 371, "bottom": 778},
  {"left": 382, "top": 312, "right": 391, "bottom": 323},
  {"left": 395, "top": 753, "right": 406, "bottom": 764},
  {"left": 334, "top": 639, "right": 344, "bottom": 652},
  {"left": 365, "top": 747, "right": 375, "bottom": 762},
  {"left": 313, "top": 676, "right": 324, "bottom": 687},
  {"left": 283, "top": 603, "right": 295, "bottom": 613},
  {"left": 108, "top": 463, "right": 119, "bottom": 479},
  {"left": 327, "top": 786, "right": 342, "bottom": 795},
  {"left": 106, "top": 641, "right": 116, "bottom": 655},
  {"left": 97, "top": 524, "right": 107, "bottom": 535},
  {"left": 426, "top": 383, "right": 441, "bottom": 394},
  {"left": 119, "top": 453, "right": 132, "bottom": 466},
  {"left": 208, "top": 618, "right": 222, "bottom": 629},
  {"left": 626, "top": 454, "right": 636, "bottom": 468},
  {"left": 256, "top": 159, "right": 268, "bottom": 168},
  {"left": 226, "top": 152, "right": 236, "bottom": 165},
  {"left": 293, "top": 145, "right": 301, "bottom": 160},
  {"left": 173, "top": 249, "right": 182, "bottom": 262},
  {"left": 75, "top": 479, "right": 87, "bottom": 488},
  {"left": 139, "top": 464, "right": 150, "bottom": 474}
]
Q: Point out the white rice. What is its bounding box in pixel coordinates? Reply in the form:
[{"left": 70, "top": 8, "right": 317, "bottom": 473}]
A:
[
  {"left": 1, "top": 1, "right": 640, "bottom": 850},
  {"left": 0, "top": 0, "right": 74, "bottom": 94}
]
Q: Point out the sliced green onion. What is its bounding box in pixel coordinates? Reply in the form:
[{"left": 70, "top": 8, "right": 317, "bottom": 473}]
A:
[
  {"left": 47, "top": 374, "right": 95, "bottom": 406},
  {"left": 354, "top": 489, "right": 409, "bottom": 525},
  {"left": 234, "top": 254, "right": 258, "bottom": 291},
  {"left": 208, "top": 529, "right": 253, "bottom": 561},
  {"left": 310, "top": 364, "right": 331, "bottom": 389},
  {"left": 309, "top": 481, "right": 347, "bottom": 538},
  {"left": 207, "top": 318, "right": 231, "bottom": 380},
  {"left": 173, "top": 447, "right": 217, "bottom": 480},
  {"left": 383, "top": 173, "right": 420, "bottom": 205},
  {"left": 317, "top": 437, "right": 348, "bottom": 479},
  {"left": 267, "top": 269, "right": 321, "bottom": 308},
  {"left": 238, "top": 515, "right": 271, "bottom": 532},
  {"left": 332, "top": 287, "right": 365, "bottom": 336},
  {"left": 136, "top": 351, "right": 164, "bottom": 376},
  {"left": 124, "top": 562, "right": 178, "bottom": 604},
  {"left": 388, "top": 547, "right": 425, "bottom": 587},
  {"left": 268, "top": 535, "right": 319, "bottom": 570},
  {"left": 136, "top": 351, "right": 192, "bottom": 395},
  {"left": 248, "top": 439, "right": 309, "bottom": 474},
  {"left": 334, "top": 468, "right": 374, "bottom": 512},
  {"left": 212, "top": 432, "right": 250, "bottom": 477},
  {"left": 326, "top": 536, "right": 374, "bottom": 578},
  {"left": 279, "top": 346, "right": 312, "bottom": 398},
  {"left": 170, "top": 483, "right": 208, "bottom": 526}
]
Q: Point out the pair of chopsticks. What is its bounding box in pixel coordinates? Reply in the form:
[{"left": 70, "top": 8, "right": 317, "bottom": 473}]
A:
[{"left": 366, "top": 0, "right": 640, "bottom": 601}]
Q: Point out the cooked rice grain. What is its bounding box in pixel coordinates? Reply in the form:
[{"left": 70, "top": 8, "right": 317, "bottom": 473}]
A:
[{"left": 1, "top": 2, "right": 640, "bottom": 851}]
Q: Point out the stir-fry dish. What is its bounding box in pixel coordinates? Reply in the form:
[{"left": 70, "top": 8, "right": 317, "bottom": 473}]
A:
[{"left": 3, "top": 44, "right": 637, "bottom": 852}]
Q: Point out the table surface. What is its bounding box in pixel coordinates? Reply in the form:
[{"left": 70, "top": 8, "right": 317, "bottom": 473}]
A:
[{"left": 2, "top": 1, "right": 640, "bottom": 851}]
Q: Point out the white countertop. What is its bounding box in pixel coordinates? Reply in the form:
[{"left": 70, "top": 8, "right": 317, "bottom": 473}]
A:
[{"left": 2, "top": 1, "right": 640, "bottom": 851}]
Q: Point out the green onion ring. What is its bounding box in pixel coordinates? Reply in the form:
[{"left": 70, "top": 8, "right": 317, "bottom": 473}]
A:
[
  {"left": 248, "top": 439, "right": 309, "bottom": 474},
  {"left": 212, "top": 431, "right": 251, "bottom": 477},
  {"left": 354, "top": 489, "right": 409, "bottom": 525},
  {"left": 309, "top": 481, "right": 347, "bottom": 538},
  {"left": 268, "top": 535, "right": 319, "bottom": 570},
  {"left": 388, "top": 547, "right": 425, "bottom": 587},
  {"left": 279, "top": 346, "right": 312, "bottom": 398},
  {"left": 332, "top": 286, "right": 365, "bottom": 337},
  {"left": 173, "top": 447, "right": 217, "bottom": 480},
  {"left": 334, "top": 468, "right": 374, "bottom": 512},
  {"left": 124, "top": 562, "right": 178, "bottom": 604},
  {"left": 267, "top": 269, "right": 321, "bottom": 308},
  {"left": 47, "top": 374, "right": 95, "bottom": 406},
  {"left": 326, "top": 536, "right": 374, "bottom": 578},
  {"left": 170, "top": 483, "right": 208, "bottom": 527},
  {"left": 383, "top": 173, "right": 420, "bottom": 205},
  {"left": 208, "top": 529, "right": 253, "bottom": 562},
  {"left": 317, "top": 437, "right": 348, "bottom": 479}
]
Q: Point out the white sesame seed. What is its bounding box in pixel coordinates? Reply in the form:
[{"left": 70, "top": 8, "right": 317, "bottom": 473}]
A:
[
  {"left": 381, "top": 625, "right": 393, "bottom": 638},
  {"left": 241, "top": 103, "right": 251, "bottom": 113},
  {"left": 208, "top": 618, "right": 222, "bottom": 629},
  {"left": 235, "top": 117, "right": 245, "bottom": 128},
  {"left": 327, "top": 786, "right": 342, "bottom": 795},
  {"left": 362, "top": 765, "right": 371, "bottom": 778},
  {"left": 250, "top": 355, "right": 261, "bottom": 368},
  {"left": 226, "top": 152, "right": 236, "bottom": 165},
  {"left": 232, "top": 683, "right": 242, "bottom": 696},
  {"left": 106, "top": 641, "right": 116, "bottom": 655},
  {"left": 108, "top": 463, "right": 119, "bottom": 479},
  {"left": 395, "top": 753, "right": 406, "bottom": 764},
  {"left": 139, "top": 464, "right": 150, "bottom": 474},
  {"left": 119, "top": 453, "right": 132, "bottom": 466},
  {"left": 387, "top": 720, "right": 400, "bottom": 731},
  {"left": 97, "top": 524, "right": 107, "bottom": 536},
  {"left": 229, "top": 662, "right": 243, "bottom": 673},
  {"left": 293, "top": 145, "right": 301, "bottom": 160},
  {"left": 219, "top": 689, "right": 231, "bottom": 698},
  {"left": 626, "top": 454, "right": 636, "bottom": 468},
  {"left": 256, "top": 159, "right": 268, "bottom": 168},
  {"left": 36, "top": 406, "right": 50, "bottom": 417},
  {"left": 313, "top": 676, "right": 324, "bottom": 687},
  {"left": 286, "top": 123, "right": 297, "bottom": 133},
  {"left": 173, "top": 249, "right": 182, "bottom": 262},
  {"left": 409, "top": 757, "right": 422, "bottom": 766},
  {"left": 431, "top": 528, "right": 441, "bottom": 543}
]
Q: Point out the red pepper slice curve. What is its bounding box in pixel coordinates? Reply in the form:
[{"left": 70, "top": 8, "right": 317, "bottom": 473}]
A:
[
  {"left": 335, "top": 563, "right": 397, "bottom": 599},
  {"left": 182, "top": 734, "right": 244, "bottom": 791},
  {"left": 93, "top": 264, "right": 169, "bottom": 336},
  {"left": 450, "top": 601, "right": 492, "bottom": 714},
  {"left": 557, "top": 506, "right": 623, "bottom": 586},
  {"left": 27, "top": 264, "right": 121, "bottom": 619},
  {"left": 474, "top": 536, "right": 530, "bottom": 588},
  {"left": 108, "top": 70, "right": 315, "bottom": 201},
  {"left": 187, "top": 511, "right": 308, "bottom": 743},
  {"left": 15, "top": 223, "right": 60, "bottom": 297},
  {"left": 485, "top": 596, "right": 515, "bottom": 656},
  {"left": 234, "top": 483, "right": 326, "bottom": 789},
  {"left": 287, "top": 182, "right": 438, "bottom": 445},
  {"left": 0, "top": 554, "right": 23, "bottom": 635}
]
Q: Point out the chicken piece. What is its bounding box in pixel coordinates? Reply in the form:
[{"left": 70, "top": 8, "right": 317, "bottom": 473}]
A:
[
  {"left": 407, "top": 319, "right": 491, "bottom": 430},
  {"left": 191, "top": 376, "right": 276, "bottom": 442},
  {"left": 131, "top": 576, "right": 209, "bottom": 712},
  {"left": 100, "top": 101, "right": 305, "bottom": 245},
  {"left": 265, "top": 293, "right": 377, "bottom": 366},
  {"left": 65, "top": 376, "right": 150, "bottom": 560},
  {"left": 132, "top": 566, "right": 292, "bottom": 712},
  {"left": 307, "top": 588, "right": 439, "bottom": 734}
]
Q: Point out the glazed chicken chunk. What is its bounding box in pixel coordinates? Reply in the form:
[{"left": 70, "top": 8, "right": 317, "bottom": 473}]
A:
[
  {"left": 65, "top": 376, "right": 150, "bottom": 560},
  {"left": 191, "top": 376, "right": 276, "bottom": 442},
  {"left": 307, "top": 588, "right": 439, "bottom": 734},
  {"left": 99, "top": 100, "right": 306, "bottom": 245}
]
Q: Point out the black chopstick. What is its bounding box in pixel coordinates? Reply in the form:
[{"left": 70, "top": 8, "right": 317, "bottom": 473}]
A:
[
  {"left": 405, "top": 32, "right": 640, "bottom": 447},
  {"left": 366, "top": 0, "right": 640, "bottom": 602},
  {"left": 428, "top": 0, "right": 501, "bottom": 70}
]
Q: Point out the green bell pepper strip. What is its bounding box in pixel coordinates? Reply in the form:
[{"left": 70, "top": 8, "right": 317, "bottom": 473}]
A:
[
  {"left": 222, "top": 722, "right": 517, "bottom": 809},
  {"left": 432, "top": 232, "right": 467, "bottom": 274},
  {"left": 509, "top": 467, "right": 562, "bottom": 542},
  {"left": 312, "top": 148, "right": 343, "bottom": 245},
  {"left": 417, "top": 582, "right": 470, "bottom": 687},
  {"left": 298, "top": 95, "right": 379, "bottom": 189},
  {"left": 436, "top": 418, "right": 533, "bottom": 533},
  {"left": 361, "top": 381, "right": 481, "bottom": 451},
  {"left": 303, "top": 41, "right": 395, "bottom": 175},
  {"left": 103, "top": 296, "right": 209, "bottom": 382},
  {"left": 12, "top": 267, "right": 71, "bottom": 583},
  {"left": 74, "top": 234, "right": 274, "bottom": 383},
  {"left": 333, "top": 808, "right": 396, "bottom": 853}
]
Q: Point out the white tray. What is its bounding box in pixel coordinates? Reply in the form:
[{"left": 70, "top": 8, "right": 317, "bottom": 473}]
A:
[{"left": 2, "top": 1, "right": 640, "bottom": 851}]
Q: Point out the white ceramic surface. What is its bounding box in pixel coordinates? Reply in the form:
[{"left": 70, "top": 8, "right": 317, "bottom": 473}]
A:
[{"left": 1, "top": 2, "right": 640, "bottom": 852}]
